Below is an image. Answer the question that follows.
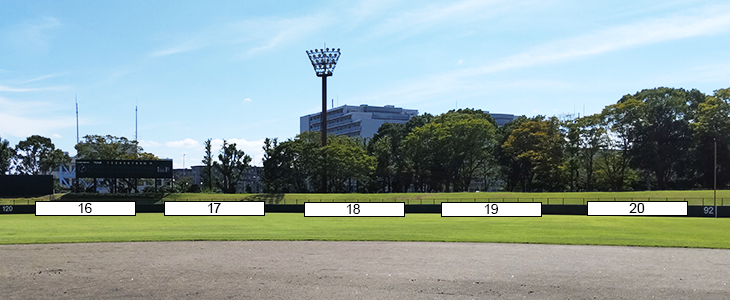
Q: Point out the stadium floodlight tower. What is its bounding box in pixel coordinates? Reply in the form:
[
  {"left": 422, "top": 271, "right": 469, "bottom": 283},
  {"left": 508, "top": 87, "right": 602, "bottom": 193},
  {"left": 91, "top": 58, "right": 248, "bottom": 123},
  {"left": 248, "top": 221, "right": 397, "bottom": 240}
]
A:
[
  {"left": 306, "top": 47, "right": 340, "bottom": 193},
  {"left": 306, "top": 47, "right": 341, "bottom": 147}
]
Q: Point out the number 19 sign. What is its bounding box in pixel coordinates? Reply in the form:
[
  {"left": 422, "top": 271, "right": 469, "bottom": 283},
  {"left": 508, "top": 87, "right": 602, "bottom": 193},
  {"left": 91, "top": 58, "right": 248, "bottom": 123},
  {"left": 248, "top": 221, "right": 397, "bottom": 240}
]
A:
[{"left": 441, "top": 202, "right": 542, "bottom": 217}]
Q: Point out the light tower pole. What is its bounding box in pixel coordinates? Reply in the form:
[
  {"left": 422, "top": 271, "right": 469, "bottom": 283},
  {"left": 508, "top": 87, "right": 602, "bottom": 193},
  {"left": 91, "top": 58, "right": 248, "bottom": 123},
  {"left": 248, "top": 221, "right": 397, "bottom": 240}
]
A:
[{"left": 307, "top": 47, "right": 341, "bottom": 193}]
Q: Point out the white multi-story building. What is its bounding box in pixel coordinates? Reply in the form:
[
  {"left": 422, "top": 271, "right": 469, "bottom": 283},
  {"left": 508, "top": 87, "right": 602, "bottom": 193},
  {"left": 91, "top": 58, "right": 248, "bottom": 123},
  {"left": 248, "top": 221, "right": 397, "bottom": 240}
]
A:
[{"left": 300, "top": 104, "right": 418, "bottom": 140}]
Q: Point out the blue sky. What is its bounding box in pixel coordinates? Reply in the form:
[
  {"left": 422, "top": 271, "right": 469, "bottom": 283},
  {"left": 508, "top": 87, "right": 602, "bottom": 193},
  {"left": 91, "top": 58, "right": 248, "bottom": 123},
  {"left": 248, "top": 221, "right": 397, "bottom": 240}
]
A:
[{"left": 2, "top": 0, "right": 729, "bottom": 168}]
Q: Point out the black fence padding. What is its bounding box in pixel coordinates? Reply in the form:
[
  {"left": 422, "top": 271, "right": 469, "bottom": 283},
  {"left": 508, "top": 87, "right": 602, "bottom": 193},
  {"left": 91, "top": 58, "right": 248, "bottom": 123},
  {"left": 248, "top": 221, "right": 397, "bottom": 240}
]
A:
[
  {"left": 0, "top": 175, "right": 53, "bottom": 197},
  {"left": 541, "top": 205, "right": 588, "bottom": 215},
  {"left": 1, "top": 204, "right": 728, "bottom": 217},
  {"left": 265, "top": 204, "right": 304, "bottom": 213},
  {"left": 405, "top": 204, "right": 440, "bottom": 213}
]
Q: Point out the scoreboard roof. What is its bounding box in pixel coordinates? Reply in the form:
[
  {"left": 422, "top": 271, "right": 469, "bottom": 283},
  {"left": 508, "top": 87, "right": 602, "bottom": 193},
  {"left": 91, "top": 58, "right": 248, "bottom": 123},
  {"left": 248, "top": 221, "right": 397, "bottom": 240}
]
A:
[{"left": 76, "top": 159, "right": 173, "bottom": 178}]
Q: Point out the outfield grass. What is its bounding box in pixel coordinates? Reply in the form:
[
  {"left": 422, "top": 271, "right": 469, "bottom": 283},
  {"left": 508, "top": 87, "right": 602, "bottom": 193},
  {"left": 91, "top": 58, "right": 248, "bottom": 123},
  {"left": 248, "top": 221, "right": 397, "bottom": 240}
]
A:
[
  {"left": 1, "top": 213, "right": 728, "bottom": 249},
  {"left": 3, "top": 190, "right": 728, "bottom": 205},
  {"left": 165, "top": 190, "right": 730, "bottom": 206}
]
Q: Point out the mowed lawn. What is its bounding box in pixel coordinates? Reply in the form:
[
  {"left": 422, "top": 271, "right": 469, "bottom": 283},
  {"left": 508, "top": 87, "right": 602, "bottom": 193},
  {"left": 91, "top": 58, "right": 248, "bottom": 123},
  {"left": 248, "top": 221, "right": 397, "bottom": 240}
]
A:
[
  {"left": 3, "top": 190, "right": 729, "bottom": 205},
  {"left": 1, "top": 213, "right": 729, "bottom": 249},
  {"left": 164, "top": 190, "right": 730, "bottom": 206}
]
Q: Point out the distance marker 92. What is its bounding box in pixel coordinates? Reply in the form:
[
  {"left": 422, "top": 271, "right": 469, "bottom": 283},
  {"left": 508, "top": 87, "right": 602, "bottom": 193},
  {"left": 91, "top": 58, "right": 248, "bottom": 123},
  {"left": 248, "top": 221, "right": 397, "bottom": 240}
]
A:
[
  {"left": 164, "top": 201, "right": 264, "bottom": 216},
  {"left": 35, "top": 202, "right": 136, "bottom": 216},
  {"left": 587, "top": 201, "right": 687, "bottom": 216},
  {"left": 304, "top": 202, "right": 405, "bottom": 217},
  {"left": 441, "top": 202, "right": 542, "bottom": 217}
]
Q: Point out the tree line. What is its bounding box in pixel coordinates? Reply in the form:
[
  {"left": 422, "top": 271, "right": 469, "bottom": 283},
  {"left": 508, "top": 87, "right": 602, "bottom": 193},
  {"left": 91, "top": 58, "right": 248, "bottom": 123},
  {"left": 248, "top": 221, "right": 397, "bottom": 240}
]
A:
[
  {"left": 261, "top": 87, "right": 730, "bottom": 193},
  {"left": 3, "top": 86, "right": 728, "bottom": 194}
]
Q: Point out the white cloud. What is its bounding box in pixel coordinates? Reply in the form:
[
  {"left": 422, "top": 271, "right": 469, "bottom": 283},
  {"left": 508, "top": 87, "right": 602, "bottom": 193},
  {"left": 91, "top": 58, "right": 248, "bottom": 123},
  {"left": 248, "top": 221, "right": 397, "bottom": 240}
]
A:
[
  {"left": 0, "top": 112, "right": 75, "bottom": 138},
  {"left": 457, "top": 60, "right": 463, "bottom": 65},
  {"left": 0, "top": 97, "right": 75, "bottom": 138},
  {"left": 243, "top": 98, "right": 252, "bottom": 103},
  {"left": 0, "top": 84, "right": 68, "bottom": 92},
  {"left": 210, "top": 138, "right": 266, "bottom": 166},
  {"left": 51, "top": 134, "right": 62, "bottom": 139},
  {"left": 138, "top": 140, "right": 161, "bottom": 148},
  {"left": 165, "top": 138, "right": 200, "bottom": 148}
]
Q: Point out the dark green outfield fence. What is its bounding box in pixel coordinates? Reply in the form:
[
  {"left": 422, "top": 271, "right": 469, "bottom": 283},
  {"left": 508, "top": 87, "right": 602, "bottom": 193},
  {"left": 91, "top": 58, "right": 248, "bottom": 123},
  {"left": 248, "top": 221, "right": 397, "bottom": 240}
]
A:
[{"left": 2, "top": 203, "right": 728, "bottom": 217}]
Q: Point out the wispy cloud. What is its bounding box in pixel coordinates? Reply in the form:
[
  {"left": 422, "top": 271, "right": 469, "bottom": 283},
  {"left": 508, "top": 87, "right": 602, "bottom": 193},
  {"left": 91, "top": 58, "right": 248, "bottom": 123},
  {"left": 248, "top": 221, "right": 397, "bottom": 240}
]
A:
[
  {"left": 0, "top": 84, "right": 68, "bottom": 92},
  {"left": 466, "top": 4, "right": 730, "bottom": 75},
  {"left": 150, "top": 14, "right": 331, "bottom": 58},
  {"left": 365, "top": 0, "right": 525, "bottom": 38},
  {"left": 243, "top": 98, "right": 252, "bottom": 103},
  {"left": 4, "top": 17, "right": 61, "bottom": 51},
  {"left": 353, "top": 3, "right": 730, "bottom": 105},
  {"left": 18, "top": 73, "right": 63, "bottom": 84}
]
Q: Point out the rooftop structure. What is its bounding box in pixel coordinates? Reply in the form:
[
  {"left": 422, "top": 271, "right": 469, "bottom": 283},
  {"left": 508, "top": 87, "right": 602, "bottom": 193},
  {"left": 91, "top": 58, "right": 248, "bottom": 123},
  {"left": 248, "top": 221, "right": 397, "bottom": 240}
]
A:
[{"left": 300, "top": 104, "right": 418, "bottom": 140}]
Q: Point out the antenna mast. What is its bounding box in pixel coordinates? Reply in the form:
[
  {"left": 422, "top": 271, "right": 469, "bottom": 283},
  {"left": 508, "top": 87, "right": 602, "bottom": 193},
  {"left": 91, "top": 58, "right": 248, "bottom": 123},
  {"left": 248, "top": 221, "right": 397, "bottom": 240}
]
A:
[
  {"left": 135, "top": 100, "right": 138, "bottom": 141},
  {"left": 75, "top": 94, "right": 79, "bottom": 144}
]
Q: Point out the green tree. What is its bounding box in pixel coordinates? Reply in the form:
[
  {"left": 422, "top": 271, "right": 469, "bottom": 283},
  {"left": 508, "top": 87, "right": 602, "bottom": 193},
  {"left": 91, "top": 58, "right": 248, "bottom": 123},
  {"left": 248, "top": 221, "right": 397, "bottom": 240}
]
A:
[
  {"left": 201, "top": 139, "right": 217, "bottom": 192},
  {"left": 15, "top": 135, "right": 70, "bottom": 175},
  {"left": 0, "top": 136, "right": 15, "bottom": 174},
  {"left": 614, "top": 88, "right": 694, "bottom": 189},
  {"left": 75, "top": 135, "right": 153, "bottom": 160},
  {"left": 322, "top": 135, "right": 376, "bottom": 192},
  {"left": 368, "top": 123, "right": 410, "bottom": 192},
  {"left": 403, "top": 111, "right": 496, "bottom": 192},
  {"left": 576, "top": 114, "right": 608, "bottom": 191},
  {"left": 502, "top": 116, "right": 564, "bottom": 192},
  {"left": 75, "top": 134, "right": 158, "bottom": 193},
  {"left": 214, "top": 140, "right": 252, "bottom": 194},
  {"left": 690, "top": 88, "right": 730, "bottom": 188}
]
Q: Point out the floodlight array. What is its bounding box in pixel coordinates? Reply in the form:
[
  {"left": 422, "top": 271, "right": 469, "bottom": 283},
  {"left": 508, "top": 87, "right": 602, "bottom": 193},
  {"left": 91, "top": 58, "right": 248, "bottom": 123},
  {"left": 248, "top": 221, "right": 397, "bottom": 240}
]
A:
[{"left": 306, "top": 48, "right": 341, "bottom": 77}]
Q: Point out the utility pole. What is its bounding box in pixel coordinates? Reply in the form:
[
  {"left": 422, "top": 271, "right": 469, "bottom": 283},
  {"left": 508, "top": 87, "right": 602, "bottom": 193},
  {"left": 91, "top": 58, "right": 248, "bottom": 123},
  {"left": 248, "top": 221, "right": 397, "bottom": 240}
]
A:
[{"left": 306, "top": 47, "right": 341, "bottom": 193}]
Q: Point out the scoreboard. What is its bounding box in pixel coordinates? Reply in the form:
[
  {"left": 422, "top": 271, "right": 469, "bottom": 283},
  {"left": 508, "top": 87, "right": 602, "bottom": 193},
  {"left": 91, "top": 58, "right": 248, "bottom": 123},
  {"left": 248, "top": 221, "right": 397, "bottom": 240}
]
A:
[{"left": 76, "top": 160, "right": 172, "bottom": 178}]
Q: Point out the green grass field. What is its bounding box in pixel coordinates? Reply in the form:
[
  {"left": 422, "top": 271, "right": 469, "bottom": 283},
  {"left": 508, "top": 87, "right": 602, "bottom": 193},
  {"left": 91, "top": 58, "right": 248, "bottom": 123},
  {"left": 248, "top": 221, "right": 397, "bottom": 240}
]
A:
[
  {"left": 1, "top": 213, "right": 729, "bottom": 249},
  {"left": 3, "top": 190, "right": 728, "bottom": 205},
  {"left": 167, "top": 190, "right": 730, "bottom": 205}
]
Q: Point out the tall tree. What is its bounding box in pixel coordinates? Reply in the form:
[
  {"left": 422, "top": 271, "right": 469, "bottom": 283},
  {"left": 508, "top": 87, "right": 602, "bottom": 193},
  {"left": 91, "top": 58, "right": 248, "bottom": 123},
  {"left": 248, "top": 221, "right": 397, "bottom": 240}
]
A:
[
  {"left": 15, "top": 135, "right": 70, "bottom": 175},
  {"left": 75, "top": 135, "right": 157, "bottom": 193},
  {"left": 214, "top": 140, "right": 252, "bottom": 194},
  {"left": 614, "top": 88, "right": 694, "bottom": 189},
  {"left": 502, "top": 116, "right": 564, "bottom": 192},
  {"left": 690, "top": 88, "right": 730, "bottom": 188},
  {"left": 202, "top": 139, "right": 216, "bottom": 192},
  {"left": 403, "top": 112, "right": 496, "bottom": 192},
  {"left": 322, "top": 135, "right": 376, "bottom": 193},
  {"left": 75, "top": 135, "right": 155, "bottom": 160},
  {"left": 0, "top": 137, "right": 15, "bottom": 174}
]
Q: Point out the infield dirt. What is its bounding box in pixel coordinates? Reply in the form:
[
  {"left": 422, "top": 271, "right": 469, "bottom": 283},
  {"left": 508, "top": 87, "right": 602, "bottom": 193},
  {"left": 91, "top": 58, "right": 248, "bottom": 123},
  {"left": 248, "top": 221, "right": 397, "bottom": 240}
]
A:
[{"left": 1, "top": 241, "right": 728, "bottom": 299}]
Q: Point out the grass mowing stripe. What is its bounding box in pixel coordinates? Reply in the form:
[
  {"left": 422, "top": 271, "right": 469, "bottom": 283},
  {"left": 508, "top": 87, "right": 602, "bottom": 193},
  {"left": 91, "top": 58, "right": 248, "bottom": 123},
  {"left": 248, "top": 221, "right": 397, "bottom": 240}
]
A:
[{"left": 1, "top": 214, "right": 729, "bottom": 248}]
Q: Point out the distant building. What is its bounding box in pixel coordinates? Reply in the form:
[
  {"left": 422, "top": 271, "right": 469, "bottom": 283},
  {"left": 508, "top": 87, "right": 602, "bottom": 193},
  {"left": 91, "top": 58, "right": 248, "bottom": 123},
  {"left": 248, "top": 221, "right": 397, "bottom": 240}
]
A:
[
  {"left": 300, "top": 104, "right": 418, "bottom": 140},
  {"left": 488, "top": 112, "right": 519, "bottom": 127},
  {"left": 184, "top": 165, "right": 262, "bottom": 193}
]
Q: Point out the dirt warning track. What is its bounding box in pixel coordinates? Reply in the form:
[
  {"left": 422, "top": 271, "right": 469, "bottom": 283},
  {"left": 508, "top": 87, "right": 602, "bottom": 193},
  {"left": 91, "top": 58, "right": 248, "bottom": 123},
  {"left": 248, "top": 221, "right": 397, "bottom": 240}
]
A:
[{"left": 1, "top": 241, "right": 728, "bottom": 299}]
